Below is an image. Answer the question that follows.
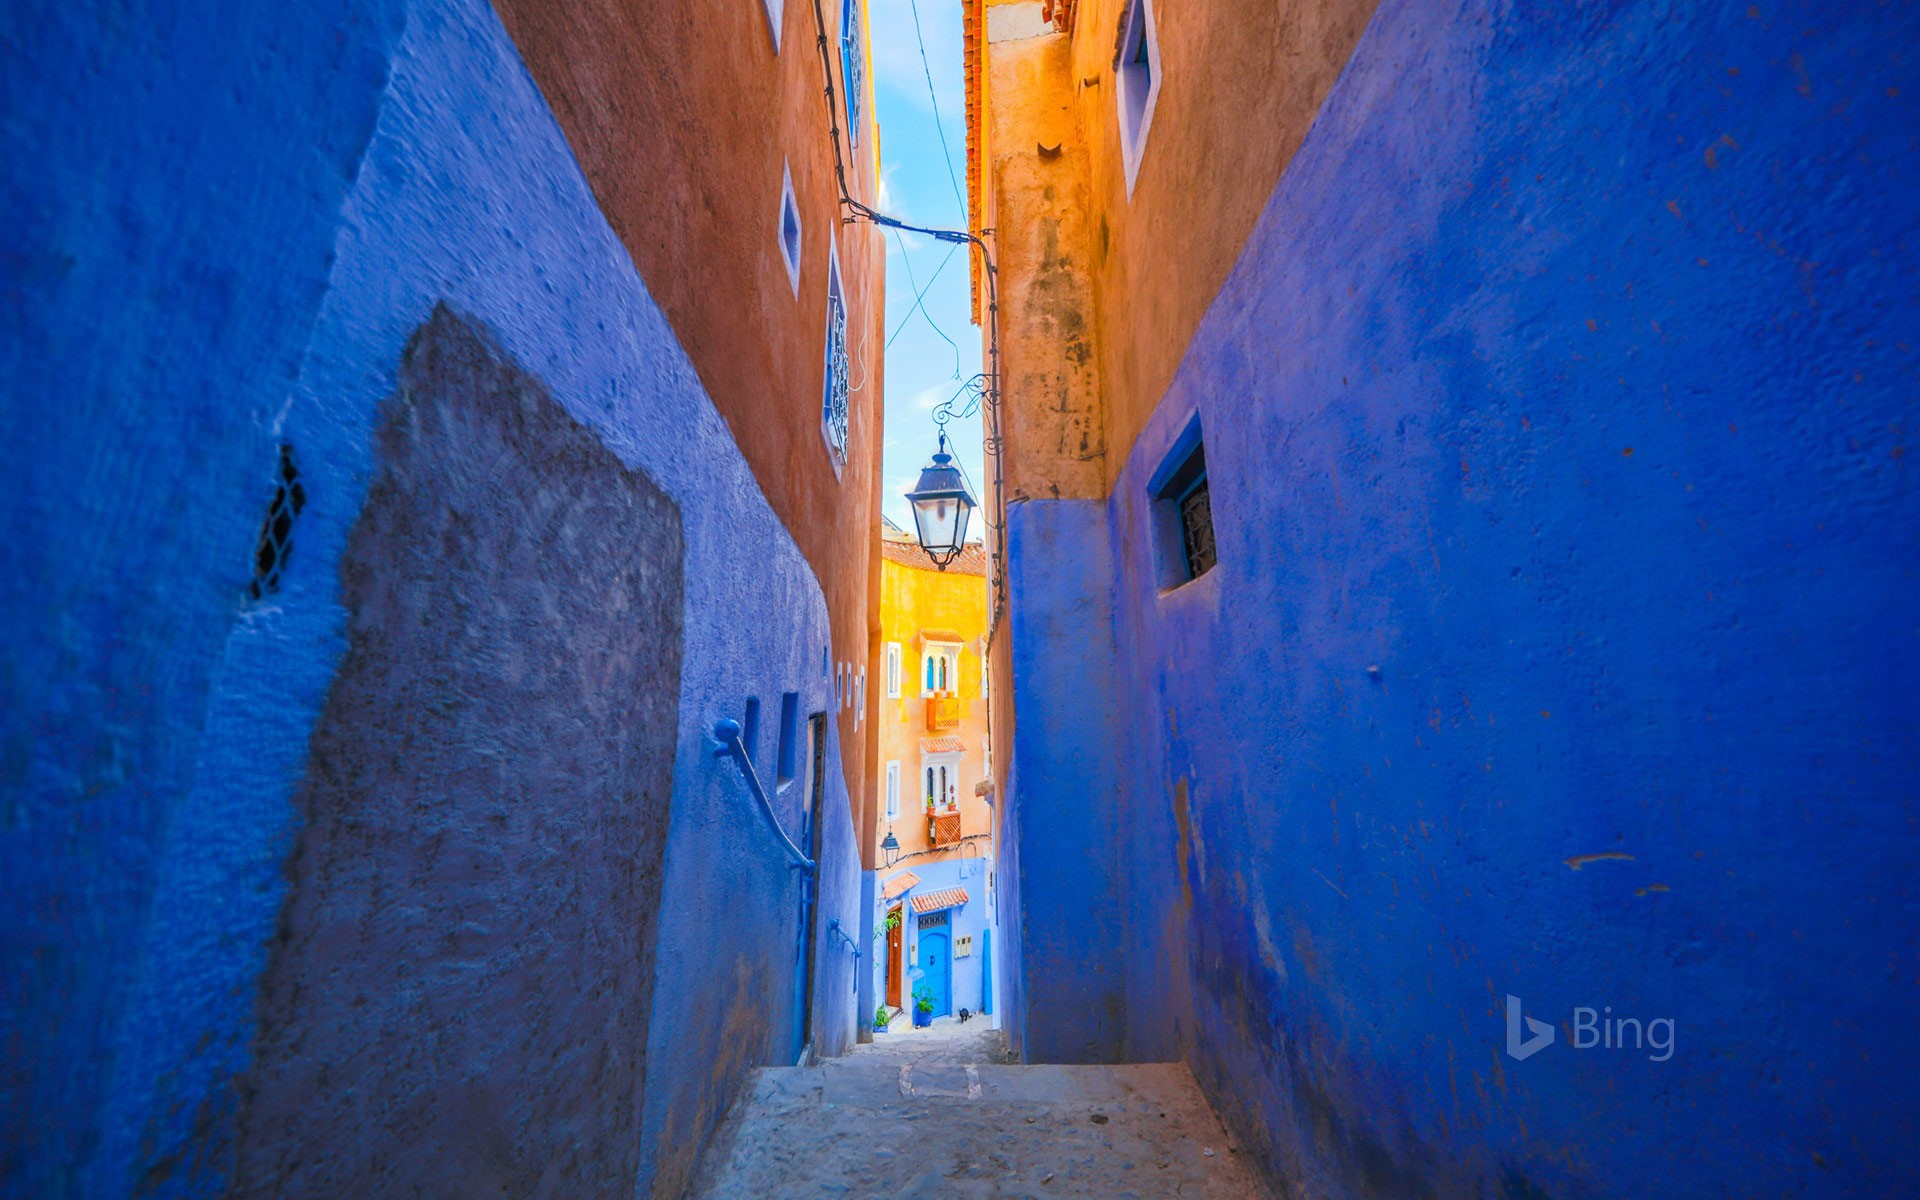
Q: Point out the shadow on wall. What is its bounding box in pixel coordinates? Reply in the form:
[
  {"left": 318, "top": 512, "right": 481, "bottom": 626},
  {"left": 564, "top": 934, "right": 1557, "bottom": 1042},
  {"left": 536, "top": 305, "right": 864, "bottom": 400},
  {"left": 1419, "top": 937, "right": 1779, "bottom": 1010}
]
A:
[{"left": 229, "top": 307, "right": 684, "bottom": 1198}]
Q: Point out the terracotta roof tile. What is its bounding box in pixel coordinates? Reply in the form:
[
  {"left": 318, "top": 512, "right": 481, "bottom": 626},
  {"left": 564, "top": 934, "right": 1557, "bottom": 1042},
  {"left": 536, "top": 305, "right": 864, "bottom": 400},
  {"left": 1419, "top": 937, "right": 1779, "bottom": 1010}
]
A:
[
  {"left": 879, "top": 538, "right": 988, "bottom": 576},
  {"left": 910, "top": 886, "right": 970, "bottom": 915},
  {"left": 921, "top": 736, "right": 966, "bottom": 754},
  {"left": 881, "top": 871, "right": 921, "bottom": 900}
]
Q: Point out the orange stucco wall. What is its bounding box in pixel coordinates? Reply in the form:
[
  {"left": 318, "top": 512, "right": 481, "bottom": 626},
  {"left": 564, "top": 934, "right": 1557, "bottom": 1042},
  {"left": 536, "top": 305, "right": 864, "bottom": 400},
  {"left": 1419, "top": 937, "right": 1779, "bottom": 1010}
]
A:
[
  {"left": 493, "top": 0, "right": 887, "bottom": 826},
  {"left": 973, "top": 0, "right": 1378, "bottom": 496}
]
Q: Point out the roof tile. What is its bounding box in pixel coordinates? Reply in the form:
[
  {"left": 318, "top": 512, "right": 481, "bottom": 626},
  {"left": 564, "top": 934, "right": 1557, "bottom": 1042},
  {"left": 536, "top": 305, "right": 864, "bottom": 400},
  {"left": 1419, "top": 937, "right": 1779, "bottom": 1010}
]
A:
[{"left": 910, "top": 886, "right": 970, "bottom": 915}]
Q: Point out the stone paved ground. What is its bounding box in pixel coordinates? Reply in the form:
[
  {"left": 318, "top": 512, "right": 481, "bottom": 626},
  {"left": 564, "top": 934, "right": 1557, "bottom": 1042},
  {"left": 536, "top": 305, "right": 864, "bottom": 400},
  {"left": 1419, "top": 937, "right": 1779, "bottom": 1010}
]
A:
[{"left": 686, "top": 1017, "right": 1265, "bottom": 1199}]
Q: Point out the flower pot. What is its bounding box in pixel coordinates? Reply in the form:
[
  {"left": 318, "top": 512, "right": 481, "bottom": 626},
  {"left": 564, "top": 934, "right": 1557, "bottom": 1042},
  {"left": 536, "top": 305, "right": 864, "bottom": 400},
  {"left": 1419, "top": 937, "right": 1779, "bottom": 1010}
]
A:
[
  {"left": 874, "top": 1019, "right": 889, "bottom": 1033},
  {"left": 913, "top": 1006, "right": 932, "bottom": 1028}
]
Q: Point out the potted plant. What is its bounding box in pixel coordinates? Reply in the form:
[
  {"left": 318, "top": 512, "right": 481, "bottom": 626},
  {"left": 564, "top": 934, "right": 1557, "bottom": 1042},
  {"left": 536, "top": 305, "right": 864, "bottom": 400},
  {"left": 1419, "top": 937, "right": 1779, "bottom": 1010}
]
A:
[
  {"left": 873, "top": 1004, "right": 891, "bottom": 1033},
  {"left": 912, "top": 984, "right": 935, "bottom": 1028}
]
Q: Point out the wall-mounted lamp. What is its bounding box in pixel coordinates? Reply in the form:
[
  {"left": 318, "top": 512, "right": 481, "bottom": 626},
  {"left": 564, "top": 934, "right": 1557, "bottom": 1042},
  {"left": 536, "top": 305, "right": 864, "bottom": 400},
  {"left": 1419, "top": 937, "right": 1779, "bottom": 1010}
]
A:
[
  {"left": 881, "top": 828, "right": 901, "bottom": 868},
  {"left": 904, "top": 432, "right": 978, "bottom": 570}
]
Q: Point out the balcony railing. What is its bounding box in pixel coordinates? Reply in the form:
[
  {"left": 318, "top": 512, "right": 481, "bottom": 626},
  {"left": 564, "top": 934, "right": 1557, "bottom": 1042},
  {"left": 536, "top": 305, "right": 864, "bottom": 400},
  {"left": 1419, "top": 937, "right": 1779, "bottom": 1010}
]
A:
[
  {"left": 925, "top": 692, "right": 965, "bottom": 732},
  {"left": 929, "top": 812, "right": 963, "bottom": 846}
]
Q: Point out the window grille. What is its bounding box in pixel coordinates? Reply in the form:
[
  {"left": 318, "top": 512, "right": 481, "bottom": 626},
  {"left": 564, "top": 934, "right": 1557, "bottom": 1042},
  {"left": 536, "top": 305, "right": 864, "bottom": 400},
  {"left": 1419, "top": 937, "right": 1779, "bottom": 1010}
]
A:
[
  {"left": 1149, "top": 419, "right": 1217, "bottom": 587},
  {"left": 822, "top": 263, "right": 850, "bottom": 464},
  {"left": 1179, "top": 478, "right": 1216, "bottom": 578},
  {"left": 249, "top": 444, "right": 306, "bottom": 600},
  {"left": 840, "top": 0, "right": 864, "bottom": 146}
]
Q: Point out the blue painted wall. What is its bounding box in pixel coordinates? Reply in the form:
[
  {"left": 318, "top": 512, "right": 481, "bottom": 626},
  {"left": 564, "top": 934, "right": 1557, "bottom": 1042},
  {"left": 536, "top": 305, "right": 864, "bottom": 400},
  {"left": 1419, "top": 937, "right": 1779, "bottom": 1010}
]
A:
[
  {"left": 1001, "top": 500, "right": 1127, "bottom": 1062},
  {"left": 0, "top": 2, "right": 862, "bottom": 1196},
  {"left": 991, "top": 761, "right": 1028, "bottom": 1052},
  {"left": 1007, "top": 0, "right": 1920, "bottom": 1194}
]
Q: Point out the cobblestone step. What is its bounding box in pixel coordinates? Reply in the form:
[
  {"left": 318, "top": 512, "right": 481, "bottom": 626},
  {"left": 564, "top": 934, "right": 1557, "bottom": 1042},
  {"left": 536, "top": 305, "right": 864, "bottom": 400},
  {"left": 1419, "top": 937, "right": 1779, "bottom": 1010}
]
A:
[{"left": 687, "top": 1022, "right": 1263, "bottom": 1199}]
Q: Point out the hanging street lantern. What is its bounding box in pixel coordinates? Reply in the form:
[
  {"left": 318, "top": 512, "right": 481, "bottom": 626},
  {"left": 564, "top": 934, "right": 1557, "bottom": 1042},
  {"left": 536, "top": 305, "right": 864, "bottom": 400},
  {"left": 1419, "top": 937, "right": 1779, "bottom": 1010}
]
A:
[
  {"left": 904, "top": 432, "right": 978, "bottom": 570},
  {"left": 881, "top": 829, "right": 901, "bottom": 868}
]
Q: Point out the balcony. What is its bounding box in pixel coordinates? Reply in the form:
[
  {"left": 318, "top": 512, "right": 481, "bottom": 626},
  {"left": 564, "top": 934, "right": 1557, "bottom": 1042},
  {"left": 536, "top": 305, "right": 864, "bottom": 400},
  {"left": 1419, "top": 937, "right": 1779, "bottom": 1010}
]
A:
[
  {"left": 925, "top": 692, "right": 965, "bottom": 732},
  {"left": 929, "top": 812, "right": 963, "bottom": 847}
]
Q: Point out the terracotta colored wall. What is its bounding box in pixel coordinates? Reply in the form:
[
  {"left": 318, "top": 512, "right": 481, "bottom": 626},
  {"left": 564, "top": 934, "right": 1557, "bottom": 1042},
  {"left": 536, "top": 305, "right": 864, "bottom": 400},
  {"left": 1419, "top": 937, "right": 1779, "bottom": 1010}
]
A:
[
  {"left": 491, "top": 0, "right": 886, "bottom": 826},
  {"left": 1067, "top": 0, "right": 1378, "bottom": 474},
  {"left": 981, "top": 2, "right": 1108, "bottom": 503},
  {"left": 974, "top": 0, "right": 1377, "bottom": 502}
]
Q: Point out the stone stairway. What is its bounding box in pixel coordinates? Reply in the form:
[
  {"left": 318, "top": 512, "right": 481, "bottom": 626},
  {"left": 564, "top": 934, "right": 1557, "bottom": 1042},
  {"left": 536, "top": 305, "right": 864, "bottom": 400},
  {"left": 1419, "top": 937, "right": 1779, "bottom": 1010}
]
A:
[{"left": 685, "top": 1018, "right": 1263, "bottom": 1199}]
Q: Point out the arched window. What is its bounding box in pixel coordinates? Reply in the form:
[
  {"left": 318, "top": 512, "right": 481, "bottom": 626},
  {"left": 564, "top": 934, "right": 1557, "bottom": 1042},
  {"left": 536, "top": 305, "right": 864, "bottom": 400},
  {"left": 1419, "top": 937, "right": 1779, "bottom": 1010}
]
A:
[
  {"left": 926, "top": 766, "right": 935, "bottom": 804},
  {"left": 922, "top": 643, "right": 961, "bottom": 697},
  {"left": 939, "top": 765, "right": 949, "bottom": 807}
]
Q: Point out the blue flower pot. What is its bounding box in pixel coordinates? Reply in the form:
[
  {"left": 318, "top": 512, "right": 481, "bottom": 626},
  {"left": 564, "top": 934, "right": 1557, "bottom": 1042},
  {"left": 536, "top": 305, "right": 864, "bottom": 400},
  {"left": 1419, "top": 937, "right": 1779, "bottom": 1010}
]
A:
[{"left": 913, "top": 1007, "right": 932, "bottom": 1028}]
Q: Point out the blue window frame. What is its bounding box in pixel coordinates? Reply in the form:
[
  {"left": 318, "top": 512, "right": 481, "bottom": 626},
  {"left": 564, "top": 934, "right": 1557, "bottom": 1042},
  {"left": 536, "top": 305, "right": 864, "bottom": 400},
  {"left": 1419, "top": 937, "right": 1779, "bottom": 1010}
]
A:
[
  {"left": 840, "top": 0, "right": 864, "bottom": 146},
  {"left": 821, "top": 253, "right": 849, "bottom": 466}
]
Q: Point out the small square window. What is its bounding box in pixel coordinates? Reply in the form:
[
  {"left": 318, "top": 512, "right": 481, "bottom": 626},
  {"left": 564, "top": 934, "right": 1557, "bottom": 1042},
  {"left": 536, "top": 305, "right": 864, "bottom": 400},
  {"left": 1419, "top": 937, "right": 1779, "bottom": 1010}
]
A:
[
  {"left": 1148, "top": 417, "right": 1216, "bottom": 588},
  {"left": 776, "top": 692, "right": 800, "bottom": 789},
  {"left": 1114, "top": 0, "right": 1161, "bottom": 197},
  {"left": 779, "top": 162, "right": 802, "bottom": 296},
  {"left": 742, "top": 696, "right": 762, "bottom": 768}
]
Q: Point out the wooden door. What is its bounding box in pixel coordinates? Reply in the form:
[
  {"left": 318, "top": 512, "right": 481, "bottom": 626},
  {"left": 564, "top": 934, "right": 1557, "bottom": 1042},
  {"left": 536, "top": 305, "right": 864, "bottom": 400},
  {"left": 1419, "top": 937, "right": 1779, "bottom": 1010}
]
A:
[{"left": 885, "top": 905, "right": 903, "bottom": 1008}]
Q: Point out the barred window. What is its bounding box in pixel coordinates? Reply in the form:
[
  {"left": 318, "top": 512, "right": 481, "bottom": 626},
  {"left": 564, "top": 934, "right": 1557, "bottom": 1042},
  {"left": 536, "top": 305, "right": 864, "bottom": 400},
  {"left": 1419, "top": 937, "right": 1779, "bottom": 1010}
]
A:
[
  {"left": 1149, "top": 420, "right": 1216, "bottom": 588},
  {"left": 248, "top": 444, "right": 306, "bottom": 600},
  {"left": 1178, "top": 477, "right": 1216, "bottom": 578},
  {"left": 822, "top": 254, "right": 850, "bottom": 465},
  {"left": 840, "top": 0, "right": 865, "bottom": 146}
]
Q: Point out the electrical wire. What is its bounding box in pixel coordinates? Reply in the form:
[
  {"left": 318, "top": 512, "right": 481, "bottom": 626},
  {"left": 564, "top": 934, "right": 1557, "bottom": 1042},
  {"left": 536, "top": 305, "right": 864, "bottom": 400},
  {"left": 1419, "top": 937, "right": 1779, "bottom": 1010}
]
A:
[
  {"left": 806, "top": 0, "right": 1010, "bottom": 641},
  {"left": 885, "top": 233, "right": 961, "bottom": 373},
  {"left": 906, "top": 0, "right": 969, "bottom": 223}
]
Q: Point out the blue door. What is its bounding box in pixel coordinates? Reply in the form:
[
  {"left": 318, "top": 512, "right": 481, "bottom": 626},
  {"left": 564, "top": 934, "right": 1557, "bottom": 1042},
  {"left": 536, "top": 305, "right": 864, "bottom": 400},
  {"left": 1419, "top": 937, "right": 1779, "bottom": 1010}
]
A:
[{"left": 920, "top": 923, "right": 951, "bottom": 1017}]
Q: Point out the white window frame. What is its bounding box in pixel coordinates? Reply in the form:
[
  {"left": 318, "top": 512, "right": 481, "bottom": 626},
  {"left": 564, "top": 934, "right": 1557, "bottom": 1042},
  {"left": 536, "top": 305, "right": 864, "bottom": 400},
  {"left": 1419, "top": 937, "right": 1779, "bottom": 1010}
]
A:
[
  {"left": 820, "top": 240, "right": 849, "bottom": 469},
  {"left": 884, "top": 642, "right": 902, "bottom": 698},
  {"left": 923, "top": 751, "right": 963, "bottom": 811},
  {"left": 1114, "top": 0, "right": 1162, "bottom": 199},
  {"left": 885, "top": 760, "right": 901, "bottom": 821},
  {"left": 778, "top": 162, "right": 802, "bottom": 296},
  {"left": 922, "top": 642, "right": 960, "bottom": 697}
]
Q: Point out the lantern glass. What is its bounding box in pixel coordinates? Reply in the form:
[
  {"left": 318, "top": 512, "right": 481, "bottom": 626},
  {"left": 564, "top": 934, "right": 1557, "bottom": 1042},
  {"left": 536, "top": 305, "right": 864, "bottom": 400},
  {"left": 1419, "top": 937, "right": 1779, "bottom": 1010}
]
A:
[
  {"left": 904, "top": 437, "right": 979, "bottom": 567},
  {"left": 911, "top": 493, "right": 968, "bottom": 555}
]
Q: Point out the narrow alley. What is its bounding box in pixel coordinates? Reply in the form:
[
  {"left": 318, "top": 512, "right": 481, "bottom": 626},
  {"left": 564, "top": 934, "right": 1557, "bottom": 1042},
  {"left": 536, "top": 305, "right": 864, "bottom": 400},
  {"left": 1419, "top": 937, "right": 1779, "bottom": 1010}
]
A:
[
  {"left": 690, "top": 1020, "right": 1261, "bottom": 1199},
  {"left": 3, "top": 1, "right": 1916, "bottom": 1199}
]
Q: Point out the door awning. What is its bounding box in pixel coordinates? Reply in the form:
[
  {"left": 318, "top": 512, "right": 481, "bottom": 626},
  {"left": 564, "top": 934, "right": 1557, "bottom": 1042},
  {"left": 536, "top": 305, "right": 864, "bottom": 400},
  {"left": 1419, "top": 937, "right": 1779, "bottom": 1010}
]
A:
[
  {"left": 910, "top": 886, "right": 969, "bottom": 915},
  {"left": 881, "top": 871, "right": 920, "bottom": 900}
]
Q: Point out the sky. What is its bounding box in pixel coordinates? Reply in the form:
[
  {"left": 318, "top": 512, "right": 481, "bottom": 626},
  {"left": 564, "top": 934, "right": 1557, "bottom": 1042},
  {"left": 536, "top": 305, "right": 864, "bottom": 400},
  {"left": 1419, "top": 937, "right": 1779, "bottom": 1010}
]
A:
[{"left": 865, "top": 0, "right": 988, "bottom": 537}]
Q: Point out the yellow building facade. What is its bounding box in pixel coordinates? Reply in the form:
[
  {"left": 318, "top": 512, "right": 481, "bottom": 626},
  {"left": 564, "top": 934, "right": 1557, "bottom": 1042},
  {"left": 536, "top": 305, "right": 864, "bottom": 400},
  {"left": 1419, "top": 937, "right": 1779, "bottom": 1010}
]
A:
[
  {"left": 872, "top": 521, "right": 994, "bottom": 1015},
  {"left": 876, "top": 522, "right": 992, "bottom": 862}
]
